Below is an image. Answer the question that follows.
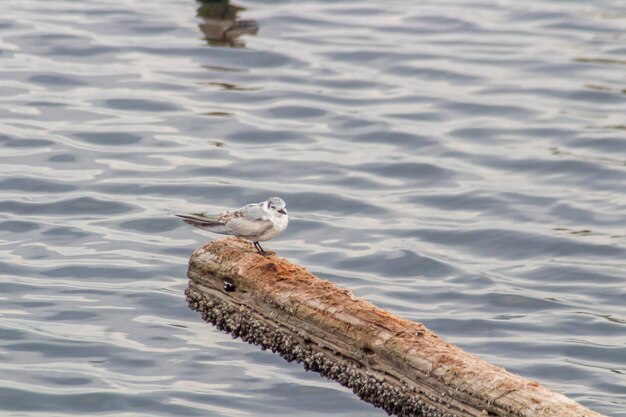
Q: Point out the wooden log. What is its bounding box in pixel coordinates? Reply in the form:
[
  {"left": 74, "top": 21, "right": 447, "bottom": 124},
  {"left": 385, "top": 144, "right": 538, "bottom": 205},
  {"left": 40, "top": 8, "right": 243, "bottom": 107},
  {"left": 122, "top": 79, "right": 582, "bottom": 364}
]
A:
[{"left": 185, "top": 237, "right": 605, "bottom": 417}]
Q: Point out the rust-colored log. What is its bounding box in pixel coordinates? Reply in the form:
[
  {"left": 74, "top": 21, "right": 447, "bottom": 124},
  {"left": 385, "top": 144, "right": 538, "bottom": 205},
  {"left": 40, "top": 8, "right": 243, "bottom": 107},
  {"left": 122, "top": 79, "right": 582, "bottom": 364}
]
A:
[{"left": 185, "top": 237, "right": 605, "bottom": 417}]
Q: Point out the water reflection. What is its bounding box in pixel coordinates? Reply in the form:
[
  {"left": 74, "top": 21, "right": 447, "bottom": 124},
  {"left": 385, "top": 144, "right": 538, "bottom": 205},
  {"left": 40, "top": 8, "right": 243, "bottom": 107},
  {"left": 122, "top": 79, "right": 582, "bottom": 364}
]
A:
[{"left": 196, "top": 0, "right": 259, "bottom": 47}]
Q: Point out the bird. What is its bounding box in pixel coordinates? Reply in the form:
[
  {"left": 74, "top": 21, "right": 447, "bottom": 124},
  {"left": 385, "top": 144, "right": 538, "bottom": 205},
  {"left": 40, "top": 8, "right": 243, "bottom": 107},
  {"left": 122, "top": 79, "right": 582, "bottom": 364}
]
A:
[{"left": 176, "top": 197, "right": 289, "bottom": 256}]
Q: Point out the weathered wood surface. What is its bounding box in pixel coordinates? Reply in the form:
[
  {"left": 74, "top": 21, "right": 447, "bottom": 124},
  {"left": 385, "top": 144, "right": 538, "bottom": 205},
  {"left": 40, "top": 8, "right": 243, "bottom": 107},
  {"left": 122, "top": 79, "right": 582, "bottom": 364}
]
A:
[{"left": 185, "top": 237, "right": 604, "bottom": 417}]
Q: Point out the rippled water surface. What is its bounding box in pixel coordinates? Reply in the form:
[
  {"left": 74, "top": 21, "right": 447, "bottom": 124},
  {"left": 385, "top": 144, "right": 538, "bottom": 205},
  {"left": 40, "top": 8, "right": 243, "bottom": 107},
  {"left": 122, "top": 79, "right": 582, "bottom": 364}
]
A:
[{"left": 1, "top": 0, "right": 625, "bottom": 415}]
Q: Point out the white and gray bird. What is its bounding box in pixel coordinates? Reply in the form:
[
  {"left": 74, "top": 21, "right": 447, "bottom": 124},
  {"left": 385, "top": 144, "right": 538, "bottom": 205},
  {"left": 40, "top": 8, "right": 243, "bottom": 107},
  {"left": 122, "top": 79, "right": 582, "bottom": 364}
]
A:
[{"left": 176, "top": 197, "right": 289, "bottom": 255}]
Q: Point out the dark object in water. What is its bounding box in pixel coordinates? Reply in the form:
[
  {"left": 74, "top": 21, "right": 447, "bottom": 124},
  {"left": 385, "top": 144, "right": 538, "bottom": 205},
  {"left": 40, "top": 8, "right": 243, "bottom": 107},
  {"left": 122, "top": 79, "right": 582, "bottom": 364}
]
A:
[{"left": 196, "top": 0, "right": 258, "bottom": 48}]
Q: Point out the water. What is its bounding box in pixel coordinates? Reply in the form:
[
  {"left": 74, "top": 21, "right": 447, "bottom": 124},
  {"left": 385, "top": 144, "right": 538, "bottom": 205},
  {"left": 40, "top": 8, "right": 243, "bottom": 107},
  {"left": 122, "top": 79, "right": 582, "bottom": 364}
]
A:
[{"left": 0, "top": 0, "right": 625, "bottom": 415}]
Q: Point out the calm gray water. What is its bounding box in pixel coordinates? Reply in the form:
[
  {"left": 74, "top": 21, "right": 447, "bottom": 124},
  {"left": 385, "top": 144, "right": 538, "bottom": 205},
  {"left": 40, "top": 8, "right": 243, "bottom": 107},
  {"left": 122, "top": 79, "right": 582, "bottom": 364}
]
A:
[{"left": 0, "top": 0, "right": 625, "bottom": 416}]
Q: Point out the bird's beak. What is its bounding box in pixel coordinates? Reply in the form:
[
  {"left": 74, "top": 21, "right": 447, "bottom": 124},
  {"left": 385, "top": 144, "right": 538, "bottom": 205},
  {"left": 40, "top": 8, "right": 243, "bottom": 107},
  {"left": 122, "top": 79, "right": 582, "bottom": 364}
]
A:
[{"left": 278, "top": 209, "right": 287, "bottom": 215}]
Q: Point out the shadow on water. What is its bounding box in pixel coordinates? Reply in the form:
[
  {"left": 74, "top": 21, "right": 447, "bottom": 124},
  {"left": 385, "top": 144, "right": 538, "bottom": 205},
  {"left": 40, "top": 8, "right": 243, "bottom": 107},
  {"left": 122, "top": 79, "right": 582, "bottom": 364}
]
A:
[{"left": 196, "top": 0, "right": 259, "bottom": 47}]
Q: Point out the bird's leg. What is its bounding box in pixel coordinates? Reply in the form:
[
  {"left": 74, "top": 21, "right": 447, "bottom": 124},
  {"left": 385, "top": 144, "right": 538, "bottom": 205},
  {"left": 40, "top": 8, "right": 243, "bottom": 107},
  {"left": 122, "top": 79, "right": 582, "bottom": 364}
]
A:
[{"left": 254, "top": 242, "right": 269, "bottom": 256}]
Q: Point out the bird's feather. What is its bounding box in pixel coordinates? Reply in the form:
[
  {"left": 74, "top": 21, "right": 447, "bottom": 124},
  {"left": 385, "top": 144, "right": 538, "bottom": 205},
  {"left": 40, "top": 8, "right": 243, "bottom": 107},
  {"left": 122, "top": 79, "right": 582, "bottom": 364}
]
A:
[
  {"left": 225, "top": 216, "right": 273, "bottom": 238},
  {"left": 176, "top": 208, "right": 271, "bottom": 238},
  {"left": 239, "top": 203, "right": 266, "bottom": 221},
  {"left": 176, "top": 213, "right": 226, "bottom": 232}
]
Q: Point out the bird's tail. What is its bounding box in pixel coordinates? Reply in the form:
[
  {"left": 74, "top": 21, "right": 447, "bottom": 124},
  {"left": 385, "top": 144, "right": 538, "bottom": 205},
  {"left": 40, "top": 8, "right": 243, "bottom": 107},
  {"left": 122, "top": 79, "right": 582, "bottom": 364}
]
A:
[{"left": 176, "top": 213, "right": 223, "bottom": 228}]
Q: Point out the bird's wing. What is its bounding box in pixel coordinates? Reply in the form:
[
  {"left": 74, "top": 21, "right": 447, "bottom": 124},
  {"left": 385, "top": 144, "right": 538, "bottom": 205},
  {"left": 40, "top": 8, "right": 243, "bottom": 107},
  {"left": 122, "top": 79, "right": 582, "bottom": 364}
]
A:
[
  {"left": 239, "top": 203, "right": 267, "bottom": 221},
  {"left": 176, "top": 212, "right": 230, "bottom": 234},
  {"left": 176, "top": 212, "right": 220, "bottom": 225},
  {"left": 177, "top": 204, "right": 272, "bottom": 238},
  {"left": 225, "top": 216, "right": 273, "bottom": 238},
  {"left": 210, "top": 204, "right": 272, "bottom": 238}
]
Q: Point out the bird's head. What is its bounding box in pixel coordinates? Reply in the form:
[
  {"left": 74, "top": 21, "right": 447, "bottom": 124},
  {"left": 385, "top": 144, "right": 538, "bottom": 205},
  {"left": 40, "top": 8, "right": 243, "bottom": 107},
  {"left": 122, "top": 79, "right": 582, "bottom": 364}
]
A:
[{"left": 265, "top": 196, "right": 287, "bottom": 216}]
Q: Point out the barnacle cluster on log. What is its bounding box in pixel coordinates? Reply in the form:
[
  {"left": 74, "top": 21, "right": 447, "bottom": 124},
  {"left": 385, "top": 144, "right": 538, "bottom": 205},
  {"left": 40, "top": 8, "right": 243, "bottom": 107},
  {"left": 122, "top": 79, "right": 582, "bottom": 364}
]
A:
[
  {"left": 185, "top": 237, "right": 605, "bottom": 417},
  {"left": 186, "top": 286, "right": 461, "bottom": 417}
]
